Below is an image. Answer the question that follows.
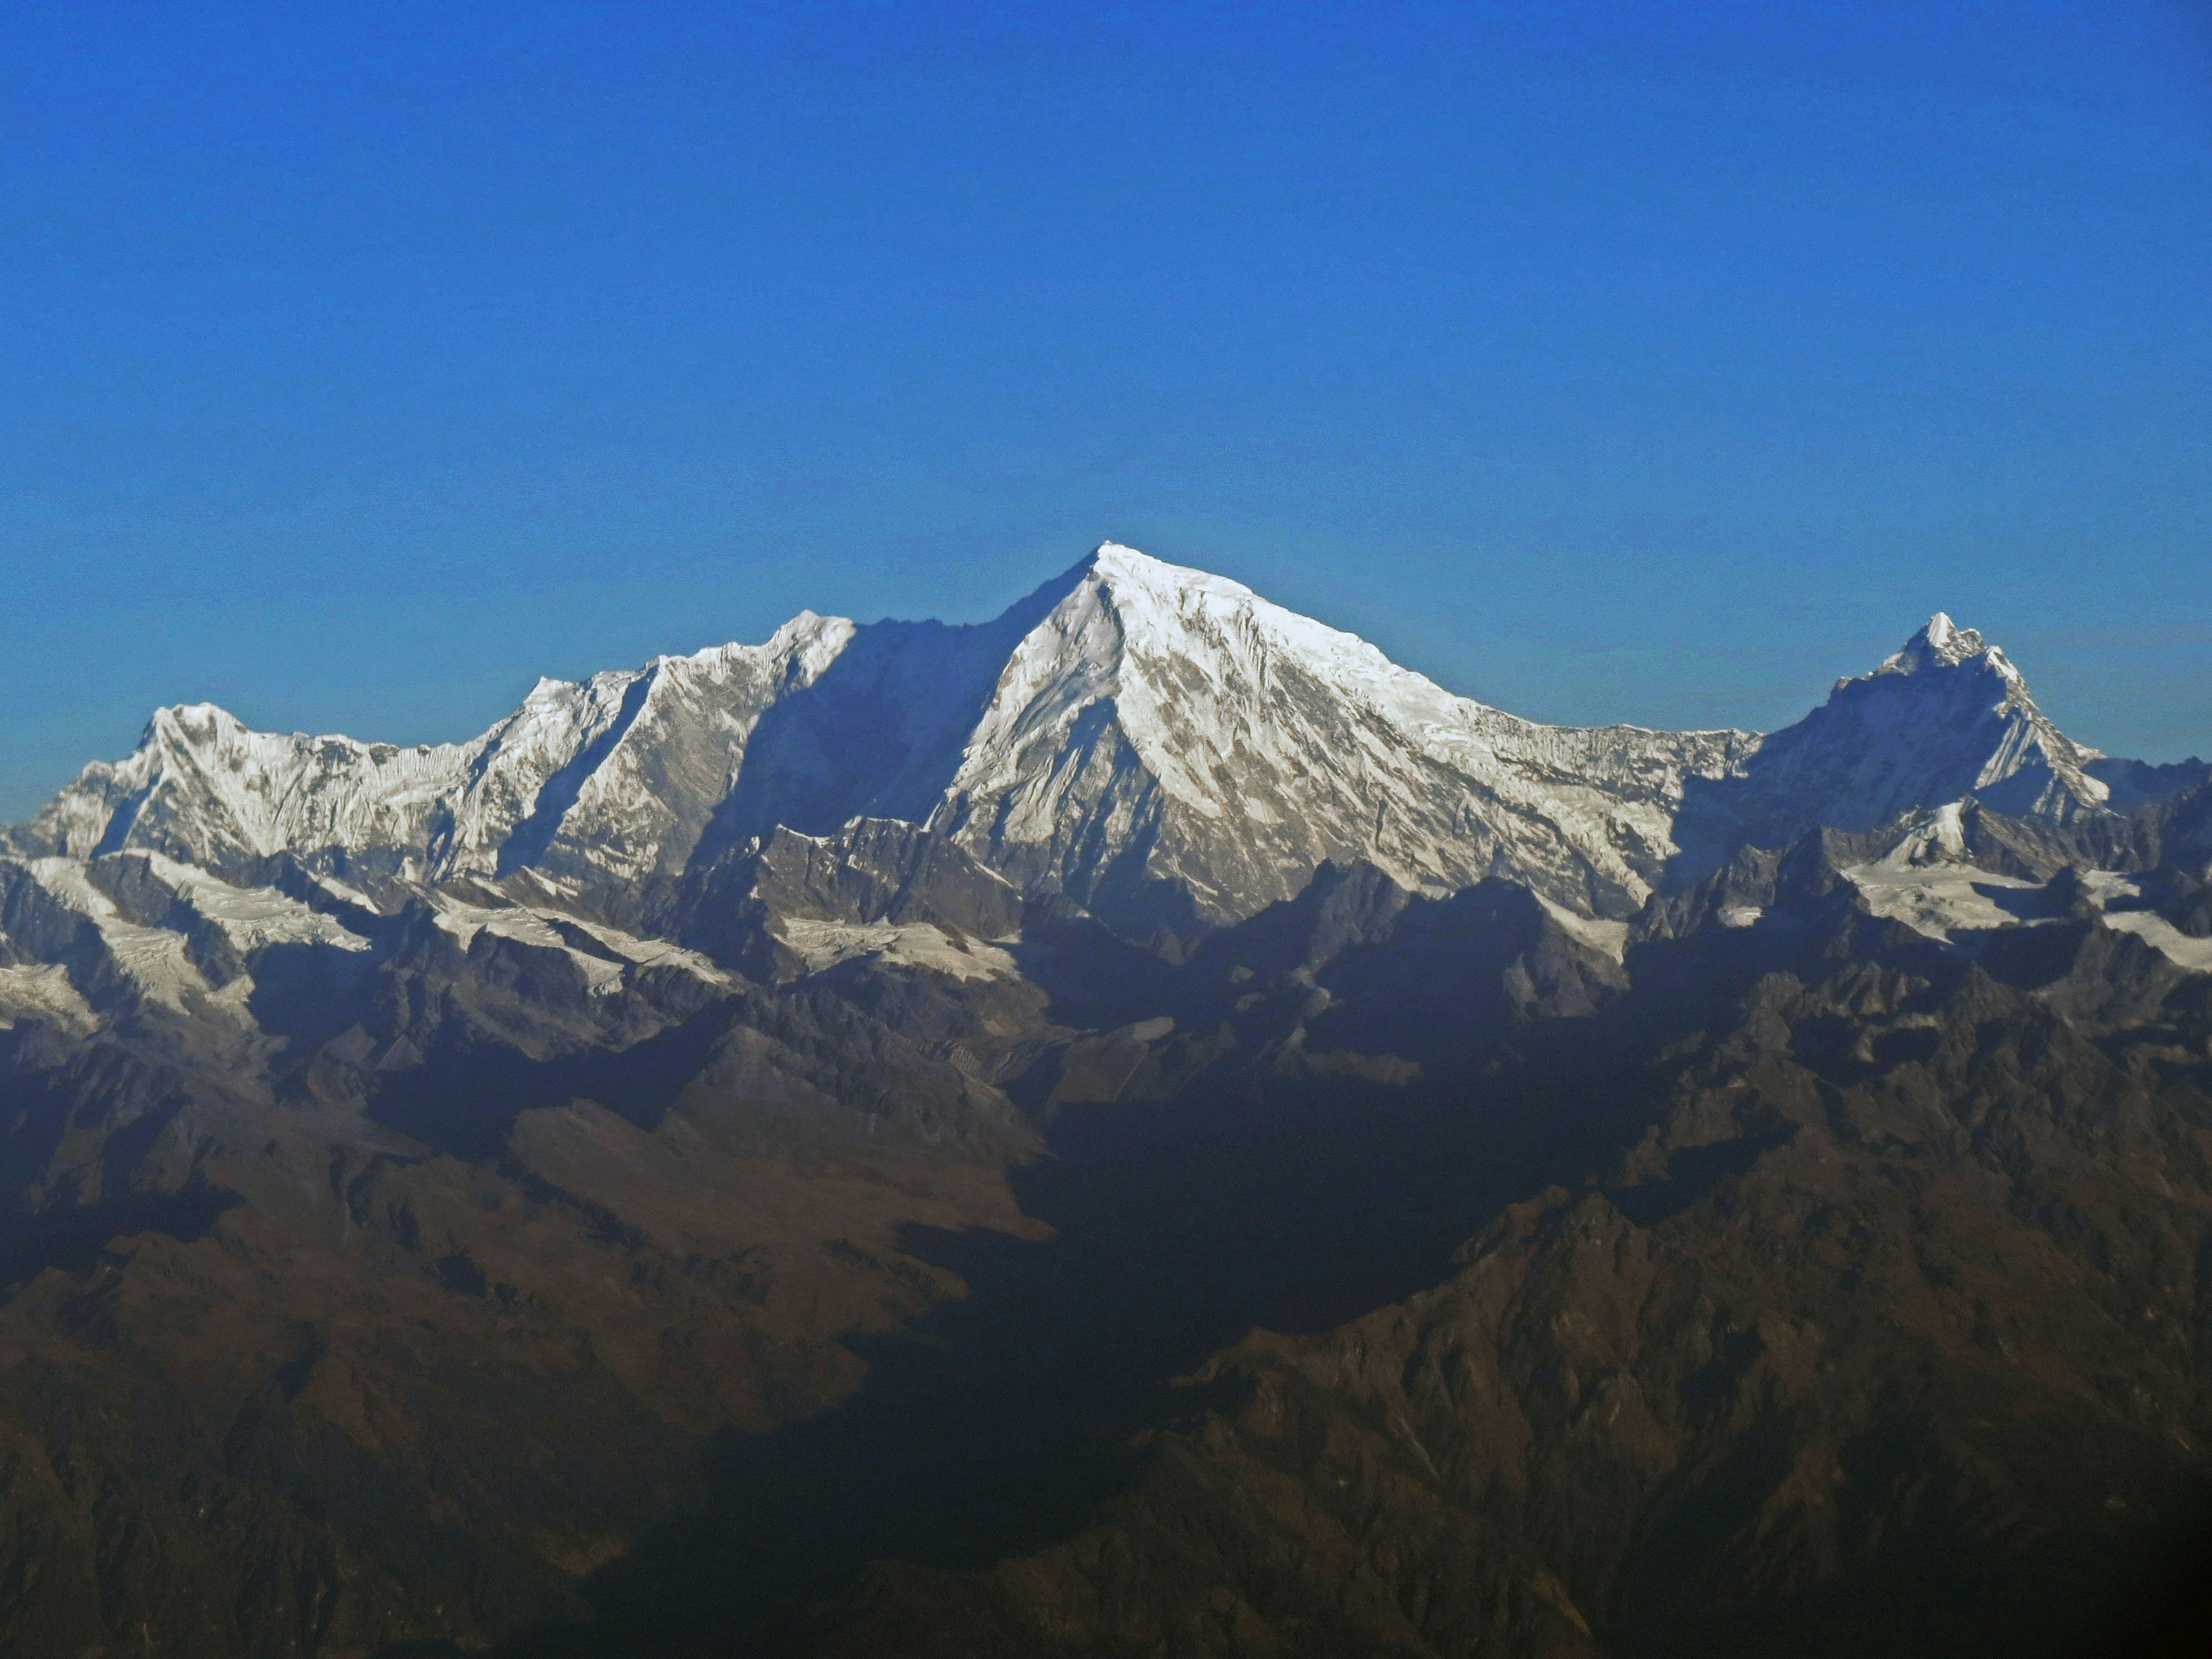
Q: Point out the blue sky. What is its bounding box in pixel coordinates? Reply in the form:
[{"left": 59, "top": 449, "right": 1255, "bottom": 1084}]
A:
[{"left": 3, "top": 1, "right": 2209, "bottom": 819}]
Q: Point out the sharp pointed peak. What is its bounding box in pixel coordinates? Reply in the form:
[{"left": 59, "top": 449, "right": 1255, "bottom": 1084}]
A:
[
  {"left": 1063, "top": 540, "right": 1257, "bottom": 603},
  {"left": 1062, "top": 539, "right": 1168, "bottom": 582},
  {"left": 1872, "top": 611, "right": 2021, "bottom": 681},
  {"left": 1903, "top": 610, "right": 1983, "bottom": 657},
  {"left": 1088, "top": 540, "right": 1172, "bottom": 571},
  {"left": 146, "top": 702, "right": 247, "bottom": 742}
]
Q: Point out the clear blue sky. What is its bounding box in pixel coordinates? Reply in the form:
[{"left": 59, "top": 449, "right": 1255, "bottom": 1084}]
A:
[{"left": 4, "top": 1, "right": 2209, "bottom": 820}]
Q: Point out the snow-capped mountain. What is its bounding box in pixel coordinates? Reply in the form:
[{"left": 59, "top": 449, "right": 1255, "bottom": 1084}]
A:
[
  {"left": 20, "top": 612, "right": 857, "bottom": 895},
  {"left": 14, "top": 546, "right": 1760, "bottom": 936},
  {"left": 1662, "top": 609, "right": 2158, "bottom": 885},
  {"left": 925, "top": 546, "right": 1753, "bottom": 933},
  {"left": 6, "top": 541, "right": 2212, "bottom": 1659},
  {"left": 7, "top": 546, "right": 2195, "bottom": 954}
]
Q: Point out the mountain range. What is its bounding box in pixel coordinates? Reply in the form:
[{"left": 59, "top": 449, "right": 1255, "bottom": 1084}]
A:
[{"left": 2, "top": 544, "right": 2209, "bottom": 1658}]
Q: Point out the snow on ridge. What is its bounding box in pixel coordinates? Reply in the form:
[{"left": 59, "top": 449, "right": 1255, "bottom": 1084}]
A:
[
  {"left": 0, "top": 964, "right": 97, "bottom": 1035},
  {"left": 1747, "top": 614, "right": 2115, "bottom": 842},
  {"left": 2101, "top": 910, "right": 2212, "bottom": 973},
  {"left": 0, "top": 543, "right": 1838, "bottom": 930},
  {"left": 771, "top": 916, "right": 1021, "bottom": 982},
  {"left": 515, "top": 609, "right": 861, "bottom": 885},
  {"left": 420, "top": 889, "right": 738, "bottom": 994},
  {"left": 1535, "top": 895, "right": 1631, "bottom": 963},
  {"left": 423, "top": 894, "right": 630, "bottom": 994},
  {"left": 142, "top": 853, "right": 370, "bottom": 953},
  {"left": 12, "top": 545, "right": 2143, "bottom": 941},
  {"left": 933, "top": 541, "right": 1761, "bottom": 925},
  {"left": 21, "top": 610, "right": 866, "bottom": 886},
  {"left": 1876, "top": 612, "right": 2027, "bottom": 686}
]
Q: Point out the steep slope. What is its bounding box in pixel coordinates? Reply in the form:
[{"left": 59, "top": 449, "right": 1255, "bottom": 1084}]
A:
[
  {"left": 15, "top": 615, "right": 858, "bottom": 903},
  {"left": 10, "top": 547, "right": 1767, "bottom": 940},
  {"left": 929, "top": 545, "right": 1754, "bottom": 938},
  {"left": 1668, "top": 613, "right": 2135, "bottom": 882},
  {"left": 27, "top": 563, "right": 2192, "bottom": 960},
  {"left": 18, "top": 699, "right": 483, "bottom": 873},
  {"left": 26, "top": 554, "right": 2176, "bottom": 952}
]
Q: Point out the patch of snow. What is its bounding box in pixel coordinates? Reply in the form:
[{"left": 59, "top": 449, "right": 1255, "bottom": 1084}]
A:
[
  {"left": 419, "top": 897, "right": 739, "bottom": 996},
  {"left": 1840, "top": 859, "right": 2041, "bottom": 942},
  {"left": 2075, "top": 870, "right": 2142, "bottom": 908},
  {"left": 314, "top": 873, "right": 381, "bottom": 910},
  {"left": 2099, "top": 910, "right": 2212, "bottom": 973},
  {"left": 1717, "top": 906, "right": 1764, "bottom": 929},
  {"left": 1535, "top": 894, "right": 1630, "bottom": 962},
  {"left": 771, "top": 918, "right": 1020, "bottom": 982},
  {"left": 1886, "top": 802, "right": 1971, "bottom": 863},
  {"left": 0, "top": 964, "right": 97, "bottom": 1034},
  {"left": 565, "top": 918, "right": 738, "bottom": 989},
  {"left": 145, "top": 854, "right": 369, "bottom": 952},
  {"left": 26, "top": 858, "right": 215, "bottom": 1012},
  {"left": 425, "top": 897, "right": 629, "bottom": 994}
]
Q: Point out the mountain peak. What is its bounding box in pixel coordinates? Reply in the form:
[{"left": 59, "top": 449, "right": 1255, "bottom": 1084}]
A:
[
  {"left": 1706, "top": 608, "right": 2112, "bottom": 850},
  {"left": 1077, "top": 541, "right": 1256, "bottom": 609},
  {"left": 1086, "top": 540, "right": 1172, "bottom": 578},
  {"left": 1876, "top": 612, "right": 2020, "bottom": 681},
  {"left": 20, "top": 552, "right": 2169, "bottom": 937},
  {"left": 147, "top": 701, "right": 247, "bottom": 743}
]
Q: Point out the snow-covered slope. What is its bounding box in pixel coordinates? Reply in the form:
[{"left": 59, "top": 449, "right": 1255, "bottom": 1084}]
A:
[
  {"left": 10, "top": 548, "right": 2179, "bottom": 949},
  {"left": 929, "top": 545, "right": 1753, "bottom": 931},
  {"left": 1668, "top": 612, "right": 2124, "bottom": 878},
  {"left": 486, "top": 613, "right": 855, "bottom": 896},
  {"left": 23, "top": 701, "right": 482, "bottom": 872},
  {"left": 19, "top": 615, "right": 856, "bottom": 899},
  {"left": 16, "top": 545, "right": 1759, "bottom": 932}
]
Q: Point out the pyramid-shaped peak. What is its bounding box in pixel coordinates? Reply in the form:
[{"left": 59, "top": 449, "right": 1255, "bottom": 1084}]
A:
[
  {"left": 1078, "top": 542, "right": 1257, "bottom": 606},
  {"left": 1875, "top": 612, "right": 2020, "bottom": 681},
  {"left": 144, "top": 702, "right": 260, "bottom": 751},
  {"left": 1088, "top": 540, "right": 1179, "bottom": 579}
]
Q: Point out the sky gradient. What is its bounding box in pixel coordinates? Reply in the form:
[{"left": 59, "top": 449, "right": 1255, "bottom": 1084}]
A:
[{"left": 3, "top": 1, "right": 2209, "bottom": 820}]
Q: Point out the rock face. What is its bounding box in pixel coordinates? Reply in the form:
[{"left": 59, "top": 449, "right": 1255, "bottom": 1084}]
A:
[
  {"left": 18, "top": 613, "right": 860, "bottom": 896},
  {"left": 2, "top": 546, "right": 2211, "bottom": 1658}
]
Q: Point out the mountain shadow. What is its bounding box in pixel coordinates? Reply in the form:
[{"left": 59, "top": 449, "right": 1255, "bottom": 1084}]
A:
[
  {"left": 363, "top": 1005, "right": 749, "bottom": 1164},
  {"left": 497, "top": 675, "right": 660, "bottom": 877},
  {"left": 700, "top": 565, "right": 1085, "bottom": 859}
]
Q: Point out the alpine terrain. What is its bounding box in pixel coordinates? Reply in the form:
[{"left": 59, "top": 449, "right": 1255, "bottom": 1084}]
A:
[{"left": 2, "top": 543, "right": 2210, "bottom": 1657}]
